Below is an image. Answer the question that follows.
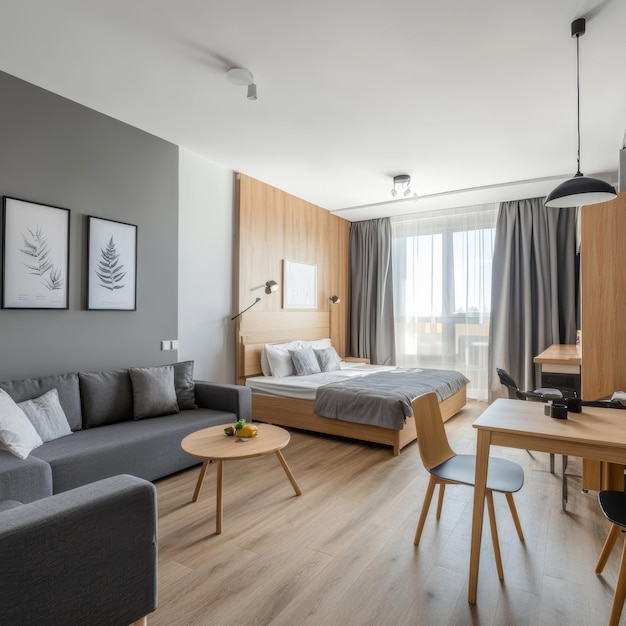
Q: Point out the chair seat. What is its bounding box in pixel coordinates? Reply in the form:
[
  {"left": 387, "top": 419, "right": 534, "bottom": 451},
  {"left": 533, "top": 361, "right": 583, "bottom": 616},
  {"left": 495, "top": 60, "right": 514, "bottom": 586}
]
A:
[
  {"left": 431, "top": 454, "right": 524, "bottom": 494},
  {"left": 534, "top": 388, "right": 563, "bottom": 398},
  {"left": 599, "top": 491, "right": 626, "bottom": 527}
]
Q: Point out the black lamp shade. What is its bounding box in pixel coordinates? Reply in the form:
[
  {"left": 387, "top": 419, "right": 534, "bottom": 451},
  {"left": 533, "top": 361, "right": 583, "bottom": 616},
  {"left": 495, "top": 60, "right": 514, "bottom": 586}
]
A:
[{"left": 545, "top": 174, "right": 617, "bottom": 208}]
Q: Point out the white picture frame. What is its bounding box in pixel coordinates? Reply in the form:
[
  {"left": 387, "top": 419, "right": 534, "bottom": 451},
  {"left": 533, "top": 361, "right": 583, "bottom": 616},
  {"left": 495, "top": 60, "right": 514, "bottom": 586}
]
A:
[
  {"left": 283, "top": 260, "right": 317, "bottom": 309},
  {"left": 2, "top": 196, "right": 70, "bottom": 309},
  {"left": 87, "top": 216, "right": 137, "bottom": 311}
]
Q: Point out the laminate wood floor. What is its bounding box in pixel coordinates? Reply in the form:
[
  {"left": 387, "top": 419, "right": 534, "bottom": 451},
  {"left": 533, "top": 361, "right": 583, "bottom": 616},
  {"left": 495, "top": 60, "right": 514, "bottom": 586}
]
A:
[{"left": 150, "top": 401, "right": 625, "bottom": 625}]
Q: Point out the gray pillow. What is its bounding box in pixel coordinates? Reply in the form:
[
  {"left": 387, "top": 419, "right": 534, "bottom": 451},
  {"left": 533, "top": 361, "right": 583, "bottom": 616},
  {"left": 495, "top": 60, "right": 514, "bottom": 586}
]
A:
[
  {"left": 18, "top": 388, "right": 72, "bottom": 442},
  {"left": 129, "top": 365, "right": 179, "bottom": 420},
  {"left": 289, "top": 347, "right": 322, "bottom": 376},
  {"left": 314, "top": 346, "right": 342, "bottom": 372},
  {"left": 173, "top": 361, "right": 197, "bottom": 410},
  {"left": 79, "top": 369, "right": 134, "bottom": 428}
]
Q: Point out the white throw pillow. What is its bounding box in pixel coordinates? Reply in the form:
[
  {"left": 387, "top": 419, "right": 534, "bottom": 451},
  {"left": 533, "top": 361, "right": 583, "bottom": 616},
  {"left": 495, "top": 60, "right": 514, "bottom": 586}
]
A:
[
  {"left": 0, "top": 389, "right": 43, "bottom": 459},
  {"left": 301, "top": 338, "right": 332, "bottom": 350},
  {"left": 18, "top": 388, "right": 72, "bottom": 442},
  {"left": 264, "top": 341, "right": 302, "bottom": 377}
]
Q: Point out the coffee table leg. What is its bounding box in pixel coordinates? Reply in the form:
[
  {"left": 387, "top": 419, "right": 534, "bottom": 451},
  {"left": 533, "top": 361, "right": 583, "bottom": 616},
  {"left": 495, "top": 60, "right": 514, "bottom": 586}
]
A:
[
  {"left": 192, "top": 460, "right": 210, "bottom": 502},
  {"left": 216, "top": 460, "right": 223, "bottom": 534},
  {"left": 275, "top": 450, "right": 302, "bottom": 496}
]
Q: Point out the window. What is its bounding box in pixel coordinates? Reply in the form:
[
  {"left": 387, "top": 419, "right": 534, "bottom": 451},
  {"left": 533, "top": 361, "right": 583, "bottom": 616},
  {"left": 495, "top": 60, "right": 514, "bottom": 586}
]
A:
[{"left": 392, "top": 204, "right": 498, "bottom": 400}]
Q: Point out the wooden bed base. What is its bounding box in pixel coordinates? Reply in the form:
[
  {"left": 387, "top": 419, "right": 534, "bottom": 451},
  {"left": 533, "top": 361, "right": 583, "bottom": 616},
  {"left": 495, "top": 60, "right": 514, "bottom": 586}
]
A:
[
  {"left": 237, "top": 311, "right": 467, "bottom": 456},
  {"left": 251, "top": 385, "right": 467, "bottom": 456}
]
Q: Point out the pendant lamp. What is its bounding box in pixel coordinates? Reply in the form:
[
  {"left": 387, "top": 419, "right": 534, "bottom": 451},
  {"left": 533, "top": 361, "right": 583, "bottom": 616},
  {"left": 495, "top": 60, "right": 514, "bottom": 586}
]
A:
[{"left": 545, "top": 18, "right": 616, "bottom": 208}]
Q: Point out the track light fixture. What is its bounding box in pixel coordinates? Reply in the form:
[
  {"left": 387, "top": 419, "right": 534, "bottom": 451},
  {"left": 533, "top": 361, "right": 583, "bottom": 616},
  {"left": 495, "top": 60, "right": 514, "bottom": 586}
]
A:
[
  {"left": 391, "top": 174, "right": 415, "bottom": 198},
  {"left": 545, "top": 18, "right": 616, "bottom": 208},
  {"left": 226, "top": 67, "right": 258, "bottom": 101}
]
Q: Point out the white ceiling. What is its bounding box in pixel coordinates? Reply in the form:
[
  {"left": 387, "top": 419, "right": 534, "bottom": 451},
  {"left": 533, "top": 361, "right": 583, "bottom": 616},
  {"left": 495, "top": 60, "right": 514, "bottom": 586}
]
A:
[{"left": 0, "top": 0, "right": 624, "bottom": 221}]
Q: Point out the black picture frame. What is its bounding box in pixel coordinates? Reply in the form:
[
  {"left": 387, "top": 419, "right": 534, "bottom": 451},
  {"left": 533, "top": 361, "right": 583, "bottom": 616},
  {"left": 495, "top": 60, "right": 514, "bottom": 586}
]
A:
[
  {"left": 2, "top": 196, "right": 70, "bottom": 309},
  {"left": 87, "top": 216, "right": 137, "bottom": 311}
]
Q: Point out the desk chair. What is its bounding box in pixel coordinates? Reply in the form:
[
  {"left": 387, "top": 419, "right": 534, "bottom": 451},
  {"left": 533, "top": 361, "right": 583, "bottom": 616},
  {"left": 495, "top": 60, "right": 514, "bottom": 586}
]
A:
[
  {"left": 496, "top": 368, "right": 570, "bottom": 510},
  {"left": 412, "top": 392, "right": 524, "bottom": 580},
  {"left": 595, "top": 491, "right": 626, "bottom": 626}
]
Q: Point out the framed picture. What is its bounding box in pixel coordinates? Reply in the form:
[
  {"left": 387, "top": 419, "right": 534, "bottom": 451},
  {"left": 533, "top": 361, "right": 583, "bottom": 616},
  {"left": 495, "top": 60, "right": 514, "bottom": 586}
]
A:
[
  {"left": 2, "top": 196, "right": 70, "bottom": 309},
  {"left": 283, "top": 260, "right": 317, "bottom": 309},
  {"left": 87, "top": 216, "right": 137, "bottom": 311}
]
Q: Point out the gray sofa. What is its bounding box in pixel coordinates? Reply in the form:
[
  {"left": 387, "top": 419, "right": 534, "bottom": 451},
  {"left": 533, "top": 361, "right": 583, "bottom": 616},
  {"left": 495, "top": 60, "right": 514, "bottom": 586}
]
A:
[
  {"left": 0, "top": 473, "right": 158, "bottom": 626},
  {"left": 0, "top": 361, "right": 251, "bottom": 503}
]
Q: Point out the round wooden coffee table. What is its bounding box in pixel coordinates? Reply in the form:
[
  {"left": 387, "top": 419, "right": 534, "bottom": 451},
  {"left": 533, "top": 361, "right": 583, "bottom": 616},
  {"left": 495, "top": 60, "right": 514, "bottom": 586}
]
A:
[{"left": 181, "top": 423, "right": 302, "bottom": 534}]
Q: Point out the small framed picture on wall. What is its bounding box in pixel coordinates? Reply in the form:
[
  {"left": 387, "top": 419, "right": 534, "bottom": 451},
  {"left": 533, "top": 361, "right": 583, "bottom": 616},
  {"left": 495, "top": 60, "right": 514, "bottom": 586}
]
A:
[
  {"left": 87, "top": 216, "right": 137, "bottom": 311},
  {"left": 2, "top": 196, "right": 70, "bottom": 309}
]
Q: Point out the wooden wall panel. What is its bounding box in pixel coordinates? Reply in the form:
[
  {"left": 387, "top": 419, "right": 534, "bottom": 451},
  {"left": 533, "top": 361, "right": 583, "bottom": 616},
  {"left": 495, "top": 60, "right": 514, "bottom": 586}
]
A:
[
  {"left": 580, "top": 192, "right": 626, "bottom": 399},
  {"left": 236, "top": 174, "right": 351, "bottom": 366}
]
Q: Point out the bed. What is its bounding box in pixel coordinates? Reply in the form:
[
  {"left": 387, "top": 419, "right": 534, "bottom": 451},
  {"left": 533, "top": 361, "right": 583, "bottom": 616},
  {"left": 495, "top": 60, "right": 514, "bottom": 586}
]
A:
[{"left": 237, "top": 315, "right": 468, "bottom": 455}]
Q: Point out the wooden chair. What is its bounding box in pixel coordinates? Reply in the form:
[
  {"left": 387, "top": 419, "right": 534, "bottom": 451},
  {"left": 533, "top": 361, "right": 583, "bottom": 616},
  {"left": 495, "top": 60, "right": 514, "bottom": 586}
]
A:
[
  {"left": 595, "top": 491, "right": 626, "bottom": 626},
  {"left": 412, "top": 392, "right": 524, "bottom": 579}
]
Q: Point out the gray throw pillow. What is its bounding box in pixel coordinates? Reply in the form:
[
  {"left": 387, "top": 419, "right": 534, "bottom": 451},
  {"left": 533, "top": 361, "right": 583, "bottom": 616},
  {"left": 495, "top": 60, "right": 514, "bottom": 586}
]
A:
[
  {"left": 18, "top": 388, "right": 72, "bottom": 442},
  {"left": 173, "top": 361, "right": 197, "bottom": 410},
  {"left": 129, "top": 365, "right": 179, "bottom": 420},
  {"left": 79, "top": 369, "right": 134, "bottom": 428},
  {"left": 314, "top": 346, "right": 342, "bottom": 372},
  {"left": 289, "top": 347, "right": 322, "bottom": 376}
]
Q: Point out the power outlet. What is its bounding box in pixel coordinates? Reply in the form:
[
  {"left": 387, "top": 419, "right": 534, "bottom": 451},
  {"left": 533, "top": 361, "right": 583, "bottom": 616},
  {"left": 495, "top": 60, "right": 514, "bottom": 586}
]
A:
[{"left": 171, "top": 340, "right": 179, "bottom": 350}]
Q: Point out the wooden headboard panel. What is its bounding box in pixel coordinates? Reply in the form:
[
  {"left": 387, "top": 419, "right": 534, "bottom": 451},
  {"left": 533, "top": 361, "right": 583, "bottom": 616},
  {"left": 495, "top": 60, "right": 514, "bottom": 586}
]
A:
[{"left": 237, "top": 311, "right": 330, "bottom": 382}]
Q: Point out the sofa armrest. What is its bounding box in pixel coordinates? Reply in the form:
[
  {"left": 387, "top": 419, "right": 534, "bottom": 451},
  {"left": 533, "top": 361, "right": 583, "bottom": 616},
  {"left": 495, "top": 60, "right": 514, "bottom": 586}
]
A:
[
  {"left": 194, "top": 380, "right": 252, "bottom": 422},
  {"left": 0, "top": 474, "right": 157, "bottom": 625},
  {"left": 0, "top": 451, "right": 52, "bottom": 503}
]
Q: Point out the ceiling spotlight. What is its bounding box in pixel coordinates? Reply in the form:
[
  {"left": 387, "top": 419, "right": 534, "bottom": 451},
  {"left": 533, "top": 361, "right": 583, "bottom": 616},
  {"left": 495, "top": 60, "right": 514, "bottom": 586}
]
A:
[
  {"left": 226, "top": 67, "right": 258, "bottom": 101},
  {"left": 545, "top": 18, "right": 616, "bottom": 208},
  {"left": 391, "top": 174, "right": 412, "bottom": 198}
]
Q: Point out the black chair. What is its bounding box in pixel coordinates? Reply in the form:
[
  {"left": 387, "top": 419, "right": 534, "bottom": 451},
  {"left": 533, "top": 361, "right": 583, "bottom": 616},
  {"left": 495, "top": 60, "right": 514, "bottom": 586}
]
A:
[
  {"left": 496, "top": 368, "right": 570, "bottom": 510},
  {"left": 595, "top": 491, "right": 626, "bottom": 626}
]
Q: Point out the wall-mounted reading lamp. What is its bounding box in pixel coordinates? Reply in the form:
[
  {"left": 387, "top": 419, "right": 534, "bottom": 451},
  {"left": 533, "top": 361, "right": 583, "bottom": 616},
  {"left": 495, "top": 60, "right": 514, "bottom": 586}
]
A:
[
  {"left": 231, "top": 280, "right": 279, "bottom": 320},
  {"left": 329, "top": 295, "right": 341, "bottom": 304}
]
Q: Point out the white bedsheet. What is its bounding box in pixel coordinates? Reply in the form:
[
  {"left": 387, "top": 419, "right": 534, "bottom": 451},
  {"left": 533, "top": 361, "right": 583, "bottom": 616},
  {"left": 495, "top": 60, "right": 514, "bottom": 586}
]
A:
[{"left": 245, "top": 362, "right": 398, "bottom": 401}]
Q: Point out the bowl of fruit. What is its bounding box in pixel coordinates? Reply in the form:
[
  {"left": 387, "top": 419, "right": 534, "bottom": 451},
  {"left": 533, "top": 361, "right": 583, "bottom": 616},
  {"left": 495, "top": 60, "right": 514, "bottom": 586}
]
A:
[{"left": 224, "top": 419, "right": 258, "bottom": 441}]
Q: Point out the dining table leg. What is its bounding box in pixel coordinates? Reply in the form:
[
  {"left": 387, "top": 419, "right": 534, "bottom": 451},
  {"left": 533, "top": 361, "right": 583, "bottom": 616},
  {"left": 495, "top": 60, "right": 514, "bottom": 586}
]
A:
[{"left": 469, "top": 428, "right": 492, "bottom": 604}]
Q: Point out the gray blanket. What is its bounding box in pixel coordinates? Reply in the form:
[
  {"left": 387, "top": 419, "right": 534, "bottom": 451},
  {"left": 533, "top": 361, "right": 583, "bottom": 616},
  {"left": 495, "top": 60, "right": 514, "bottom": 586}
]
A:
[{"left": 313, "top": 368, "right": 469, "bottom": 430}]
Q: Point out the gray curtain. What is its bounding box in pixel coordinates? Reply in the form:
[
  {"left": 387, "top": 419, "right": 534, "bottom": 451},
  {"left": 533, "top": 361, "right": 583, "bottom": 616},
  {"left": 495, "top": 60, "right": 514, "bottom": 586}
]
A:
[
  {"left": 348, "top": 218, "right": 396, "bottom": 365},
  {"left": 489, "top": 197, "right": 578, "bottom": 400}
]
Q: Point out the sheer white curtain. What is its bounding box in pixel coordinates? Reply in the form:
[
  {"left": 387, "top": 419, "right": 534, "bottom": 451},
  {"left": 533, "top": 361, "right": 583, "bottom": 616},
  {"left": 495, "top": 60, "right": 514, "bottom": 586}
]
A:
[{"left": 391, "top": 204, "right": 498, "bottom": 401}]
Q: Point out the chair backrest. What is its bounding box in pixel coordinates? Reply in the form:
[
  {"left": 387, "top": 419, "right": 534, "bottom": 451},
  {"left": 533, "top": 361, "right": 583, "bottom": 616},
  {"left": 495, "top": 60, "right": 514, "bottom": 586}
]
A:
[
  {"left": 412, "top": 392, "right": 456, "bottom": 471},
  {"left": 496, "top": 367, "right": 523, "bottom": 400}
]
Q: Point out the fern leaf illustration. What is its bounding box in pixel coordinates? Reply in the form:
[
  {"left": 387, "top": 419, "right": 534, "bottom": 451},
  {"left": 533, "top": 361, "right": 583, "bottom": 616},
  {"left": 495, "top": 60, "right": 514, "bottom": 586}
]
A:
[
  {"left": 42, "top": 266, "right": 64, "bottom": 291},
  {"left": 96, "top": 236, "right": 127, "bottom": 291},
  {"left": 19, "top": 225, "right": 54, "bottom": 276}
]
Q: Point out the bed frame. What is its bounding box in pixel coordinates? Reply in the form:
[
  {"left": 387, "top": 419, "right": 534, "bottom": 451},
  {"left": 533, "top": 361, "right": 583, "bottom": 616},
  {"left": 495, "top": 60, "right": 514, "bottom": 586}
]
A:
[{"left": 236, "top": 311, "right": 467, "bottom": 455}]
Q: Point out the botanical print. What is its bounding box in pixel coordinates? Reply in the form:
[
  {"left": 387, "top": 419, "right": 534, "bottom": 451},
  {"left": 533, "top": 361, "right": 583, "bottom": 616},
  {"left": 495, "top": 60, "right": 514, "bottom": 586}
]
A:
[
  {"left": 19, "top": 225, "right": 64, "bottom": 291},
  {"left": 96, "top": 236, "right": 127, "bottom": 291},
  {"left": 87, "top": 216, "right": 136, "bottom": 310},
  {"left": 2, "top": 197, "right": 69, "bottom": 309}
]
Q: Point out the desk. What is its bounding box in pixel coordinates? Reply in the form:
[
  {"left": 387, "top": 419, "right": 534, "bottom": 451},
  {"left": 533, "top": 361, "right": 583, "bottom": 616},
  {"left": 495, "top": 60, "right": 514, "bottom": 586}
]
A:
[
  {"left": 468, "top": 398, "right": 626, "bottom": 604},
  {"left": 534, "top": 344, "right": 581, "bottom": 396}
]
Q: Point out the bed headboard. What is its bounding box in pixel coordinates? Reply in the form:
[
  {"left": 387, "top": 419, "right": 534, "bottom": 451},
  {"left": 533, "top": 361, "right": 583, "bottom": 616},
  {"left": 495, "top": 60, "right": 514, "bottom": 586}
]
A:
[{"left": 236, "top": 311, "right": 330, "bottom": 383}]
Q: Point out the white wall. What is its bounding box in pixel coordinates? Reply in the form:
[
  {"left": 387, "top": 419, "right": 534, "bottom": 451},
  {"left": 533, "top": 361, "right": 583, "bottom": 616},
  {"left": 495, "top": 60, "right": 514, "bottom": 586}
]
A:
[{"left": 178, "top": 149, "right": 236, "bottom": 382}]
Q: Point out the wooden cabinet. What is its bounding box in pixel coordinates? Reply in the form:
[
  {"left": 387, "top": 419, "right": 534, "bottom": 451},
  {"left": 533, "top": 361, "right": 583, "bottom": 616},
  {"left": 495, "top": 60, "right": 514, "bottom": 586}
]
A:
[{"left": 580, "top": 192, "right": 626, "bottom": 490}]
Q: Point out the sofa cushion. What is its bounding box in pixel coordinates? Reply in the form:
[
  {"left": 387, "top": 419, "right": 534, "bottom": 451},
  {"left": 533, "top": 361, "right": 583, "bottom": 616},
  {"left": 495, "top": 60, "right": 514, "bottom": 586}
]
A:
[
  {"left": 173, "top": 361, "right": 197, "bottom": 410},
  {"left": 0, "top": 450, "right": 52, "bottom": 503},
  {"left": 129, "top": 365, "right": 179, "bottom": 419},
  {"left": 79, "top": 369, "right": 133, "bottom": 429},
  {"left": 0, "top": 372, "right": 82, "bottom": 432},
  {"left": 0, "top": 390, "right": 43, "bottom": 459},
  {"left": 0, "top": 500, "right": 22, "bottom": 512},
  {"left": 18, "top": 389, "right": 72, "bottom": 442}
]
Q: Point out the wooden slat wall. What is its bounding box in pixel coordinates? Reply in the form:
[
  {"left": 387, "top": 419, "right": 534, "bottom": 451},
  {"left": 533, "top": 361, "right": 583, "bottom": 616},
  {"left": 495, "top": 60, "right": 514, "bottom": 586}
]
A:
[{"left": 236, "top": 174, "right": 351, "bottom": 379}]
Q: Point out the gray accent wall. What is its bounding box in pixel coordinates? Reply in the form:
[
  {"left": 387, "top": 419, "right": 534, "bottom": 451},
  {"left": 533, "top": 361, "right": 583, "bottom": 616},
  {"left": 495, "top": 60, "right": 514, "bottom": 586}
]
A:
[{"left": 0, "top": 71, "right": 179, "bottom": 380}]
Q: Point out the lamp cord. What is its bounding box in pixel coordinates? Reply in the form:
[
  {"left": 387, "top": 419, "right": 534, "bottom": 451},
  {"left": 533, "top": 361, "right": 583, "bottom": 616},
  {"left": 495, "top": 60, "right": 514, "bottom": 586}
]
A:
[{"left": 575, "top": 31, "right": 582, "bottom": 176}]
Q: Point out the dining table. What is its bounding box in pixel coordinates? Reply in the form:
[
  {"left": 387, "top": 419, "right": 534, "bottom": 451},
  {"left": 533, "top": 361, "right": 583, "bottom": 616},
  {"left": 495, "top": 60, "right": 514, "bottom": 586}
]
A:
[{"left": 469, "top": 398, "right": 626, "bottom": 604}]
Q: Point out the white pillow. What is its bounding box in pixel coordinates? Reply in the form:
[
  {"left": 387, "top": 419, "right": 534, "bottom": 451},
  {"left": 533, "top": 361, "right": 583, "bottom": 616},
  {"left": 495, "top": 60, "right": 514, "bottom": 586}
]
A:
[
  {"left": 0, "top": 389, "right": 43, "bottom": 459},
  {"left": 301, "top": 338, "right": 332, "bottom": 350},
  {"left": 264, "top": 341, "right": 302, "bottom": 378},
  {"left": 18, "top": 388, "right": 72, "bottom": 442}
]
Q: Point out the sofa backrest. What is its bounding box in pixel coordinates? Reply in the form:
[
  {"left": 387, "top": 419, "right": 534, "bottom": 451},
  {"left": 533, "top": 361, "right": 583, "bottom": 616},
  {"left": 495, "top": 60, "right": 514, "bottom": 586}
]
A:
[
  {"left": 0, "top": 373, "right": 82, "bottom": 432},
  {"left": 79, "top": 369, "right": 134, "bottom": 428}
]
